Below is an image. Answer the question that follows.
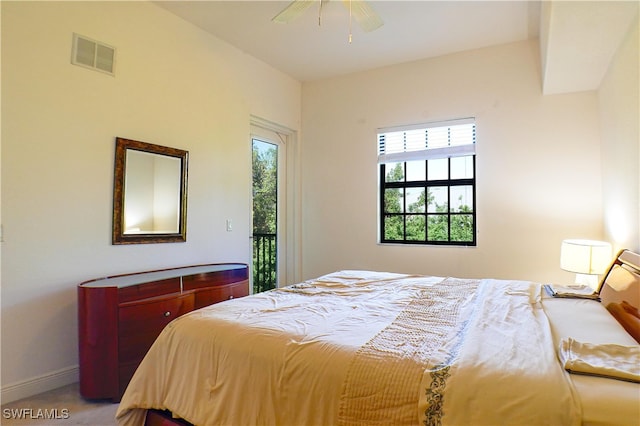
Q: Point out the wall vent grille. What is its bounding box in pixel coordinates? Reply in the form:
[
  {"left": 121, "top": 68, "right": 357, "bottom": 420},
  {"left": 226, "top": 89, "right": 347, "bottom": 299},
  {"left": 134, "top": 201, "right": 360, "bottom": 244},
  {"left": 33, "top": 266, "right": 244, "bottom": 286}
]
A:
[{"left": 71, "top": 33, "right": 115, "bottom": 76}]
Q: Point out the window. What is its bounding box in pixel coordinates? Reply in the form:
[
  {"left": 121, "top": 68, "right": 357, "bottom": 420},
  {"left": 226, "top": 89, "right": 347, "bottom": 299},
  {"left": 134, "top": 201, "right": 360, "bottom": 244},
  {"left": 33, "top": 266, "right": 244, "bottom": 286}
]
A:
[{"left": 378, "top": 118, "right": 476, "bottom": 246}]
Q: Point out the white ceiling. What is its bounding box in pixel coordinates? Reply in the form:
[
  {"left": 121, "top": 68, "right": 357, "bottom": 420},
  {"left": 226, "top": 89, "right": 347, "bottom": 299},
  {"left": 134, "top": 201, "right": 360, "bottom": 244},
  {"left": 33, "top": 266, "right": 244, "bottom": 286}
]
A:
[
  {"left": 541, "top": 1, "right": 639, "bottom": 94},
  {"left": 154, "top": 0, "right": 638, "bottom": 92},
  {"left": 154, "top": 0, "right": 540, "bottom": 82}
]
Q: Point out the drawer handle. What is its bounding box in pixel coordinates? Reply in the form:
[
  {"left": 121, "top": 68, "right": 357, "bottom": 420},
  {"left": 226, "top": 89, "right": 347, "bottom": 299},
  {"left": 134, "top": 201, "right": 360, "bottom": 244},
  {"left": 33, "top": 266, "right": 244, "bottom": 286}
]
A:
[{"left": 164, "top": 311, "right": 171, "bottom": 317}]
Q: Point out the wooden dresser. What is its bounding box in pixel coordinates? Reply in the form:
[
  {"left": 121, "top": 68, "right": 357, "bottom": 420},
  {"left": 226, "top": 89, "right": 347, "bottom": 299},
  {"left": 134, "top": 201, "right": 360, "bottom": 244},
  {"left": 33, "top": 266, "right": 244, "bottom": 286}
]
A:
[{"left": 78, "top": 263, "right": 249, "bottom": 401}]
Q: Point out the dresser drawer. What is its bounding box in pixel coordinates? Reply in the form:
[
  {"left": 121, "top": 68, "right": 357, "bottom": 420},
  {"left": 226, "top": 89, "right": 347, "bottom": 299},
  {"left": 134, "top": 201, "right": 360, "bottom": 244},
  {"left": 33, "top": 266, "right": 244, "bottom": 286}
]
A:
[
  {"left": 117, "top": 361, "right": 139, "bottom": 401},
  {"left": 194, "top": 279, "right": 249, "bottom": 309},
  {"left": 118, "top": 293, "right": 194, "bottom": 364}
]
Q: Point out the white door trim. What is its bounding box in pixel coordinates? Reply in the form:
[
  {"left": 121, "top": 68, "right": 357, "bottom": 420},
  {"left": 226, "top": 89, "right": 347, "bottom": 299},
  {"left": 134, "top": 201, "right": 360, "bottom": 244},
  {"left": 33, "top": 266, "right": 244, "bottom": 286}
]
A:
[{"left": 250, "top": 115, "right": 301, "bottom": 286}]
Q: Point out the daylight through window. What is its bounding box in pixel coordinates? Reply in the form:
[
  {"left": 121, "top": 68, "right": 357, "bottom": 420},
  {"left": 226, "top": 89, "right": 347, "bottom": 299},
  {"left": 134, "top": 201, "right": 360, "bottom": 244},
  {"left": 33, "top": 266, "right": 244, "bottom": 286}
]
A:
[{"left": 378, "top": 118, "right": 476, "bottom": 245}]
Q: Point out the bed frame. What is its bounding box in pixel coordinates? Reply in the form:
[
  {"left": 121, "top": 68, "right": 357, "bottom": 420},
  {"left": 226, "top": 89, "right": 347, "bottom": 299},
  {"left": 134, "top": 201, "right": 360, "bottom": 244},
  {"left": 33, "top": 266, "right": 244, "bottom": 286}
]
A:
[
  {"left": 145, "top": 409, "right": 192, "bottom": 426},
  {"left": 598, "top": 249, "right": 640, "bottom": 343},
  {"left": 599, "top": 249, "right": 640, "bottom": 309}
]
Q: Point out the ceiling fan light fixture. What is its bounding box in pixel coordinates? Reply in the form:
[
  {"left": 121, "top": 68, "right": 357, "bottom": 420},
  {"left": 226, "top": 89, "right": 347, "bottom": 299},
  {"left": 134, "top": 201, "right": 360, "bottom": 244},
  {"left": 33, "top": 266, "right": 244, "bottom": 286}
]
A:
[{"left": 272, "top": 0, "right": 383, "bottom": 37}]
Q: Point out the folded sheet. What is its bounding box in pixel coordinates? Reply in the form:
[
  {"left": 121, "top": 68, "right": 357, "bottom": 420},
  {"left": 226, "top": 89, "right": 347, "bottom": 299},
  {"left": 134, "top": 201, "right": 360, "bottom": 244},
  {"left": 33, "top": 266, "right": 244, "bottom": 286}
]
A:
[{"left": 559, "top": 338, "right": 640, "bottom": 383}]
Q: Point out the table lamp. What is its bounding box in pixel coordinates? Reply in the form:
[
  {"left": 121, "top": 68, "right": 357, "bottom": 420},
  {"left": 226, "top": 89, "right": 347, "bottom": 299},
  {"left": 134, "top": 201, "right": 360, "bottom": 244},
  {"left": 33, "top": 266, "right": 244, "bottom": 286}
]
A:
[{"left": 560, "top": 239, "right": 612, "bottom": 290}]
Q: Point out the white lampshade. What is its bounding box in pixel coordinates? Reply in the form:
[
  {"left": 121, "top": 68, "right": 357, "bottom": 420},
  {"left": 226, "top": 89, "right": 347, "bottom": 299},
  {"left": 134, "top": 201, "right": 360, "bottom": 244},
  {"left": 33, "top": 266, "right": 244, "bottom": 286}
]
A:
[{"left": 560, "top": 239, "right": 612, "bottom": 275}]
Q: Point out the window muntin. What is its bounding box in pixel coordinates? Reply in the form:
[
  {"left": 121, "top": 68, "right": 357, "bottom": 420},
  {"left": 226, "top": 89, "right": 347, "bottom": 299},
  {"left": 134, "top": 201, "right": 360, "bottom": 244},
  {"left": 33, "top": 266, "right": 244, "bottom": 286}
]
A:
[{"left": 378, "top": 119, "right": 476, "bottom": 246}]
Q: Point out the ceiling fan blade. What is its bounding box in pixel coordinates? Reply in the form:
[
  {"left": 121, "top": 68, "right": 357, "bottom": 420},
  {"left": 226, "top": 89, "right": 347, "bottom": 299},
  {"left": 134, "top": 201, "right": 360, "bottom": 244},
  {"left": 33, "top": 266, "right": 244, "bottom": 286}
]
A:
[
  {"left": 342, "top": 0, "right": 384, "bottom": 32},
  {"left": 272, "top": 0, "right": 317, "bottom": 23}
]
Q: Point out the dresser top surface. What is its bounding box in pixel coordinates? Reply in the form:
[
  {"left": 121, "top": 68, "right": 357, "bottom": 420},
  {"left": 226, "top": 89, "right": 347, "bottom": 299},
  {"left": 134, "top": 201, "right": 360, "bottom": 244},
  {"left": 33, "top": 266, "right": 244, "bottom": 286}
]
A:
[{"left": 79, "top": 263, "right": 247, "bottom": 289}]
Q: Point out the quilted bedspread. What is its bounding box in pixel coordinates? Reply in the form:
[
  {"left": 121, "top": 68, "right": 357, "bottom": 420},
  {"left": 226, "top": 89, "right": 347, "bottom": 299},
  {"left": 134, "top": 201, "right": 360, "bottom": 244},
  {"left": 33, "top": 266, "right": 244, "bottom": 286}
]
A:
[{"left": 116, "top": 271, "right": 580, "bottom": 426}]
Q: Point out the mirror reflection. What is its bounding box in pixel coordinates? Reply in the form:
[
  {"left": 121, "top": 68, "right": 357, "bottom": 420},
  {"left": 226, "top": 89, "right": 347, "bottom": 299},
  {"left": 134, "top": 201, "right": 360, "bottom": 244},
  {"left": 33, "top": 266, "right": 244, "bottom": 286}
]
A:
[
  {"left": 113, "top": 137, "right": 188, "bottom": 244},
  {"left": 124, "top": 150, "right": 181, "bottom": 234}
]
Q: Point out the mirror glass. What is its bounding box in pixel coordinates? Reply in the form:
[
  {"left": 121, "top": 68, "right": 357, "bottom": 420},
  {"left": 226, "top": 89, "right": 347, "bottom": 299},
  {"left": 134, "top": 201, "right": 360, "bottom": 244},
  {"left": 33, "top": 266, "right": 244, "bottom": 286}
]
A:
[{"left": 113, "top": 137, "right": 188, "bottom": 244}]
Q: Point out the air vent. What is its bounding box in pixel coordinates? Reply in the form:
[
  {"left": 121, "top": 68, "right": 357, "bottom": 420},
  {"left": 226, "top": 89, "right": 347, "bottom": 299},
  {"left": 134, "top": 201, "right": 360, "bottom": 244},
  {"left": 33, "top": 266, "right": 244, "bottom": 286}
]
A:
[{"left": 71, "top": 33, "right": 115, "bottom": 76}]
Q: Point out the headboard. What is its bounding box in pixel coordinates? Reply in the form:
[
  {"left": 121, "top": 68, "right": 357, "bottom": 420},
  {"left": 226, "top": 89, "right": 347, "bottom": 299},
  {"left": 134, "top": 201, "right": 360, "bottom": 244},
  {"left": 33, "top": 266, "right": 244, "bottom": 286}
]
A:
[
  {"left": 599, "top": 249, "right": 640, "bottom": 309},
  {"left": 599, "top": 249, "right": 640, "bottom": 343}
]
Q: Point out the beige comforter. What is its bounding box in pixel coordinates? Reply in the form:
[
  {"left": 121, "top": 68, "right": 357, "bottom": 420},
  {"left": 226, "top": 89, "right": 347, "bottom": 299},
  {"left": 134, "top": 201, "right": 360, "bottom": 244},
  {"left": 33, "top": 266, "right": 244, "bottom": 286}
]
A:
[{"left": 116, "top": 271, "right": 580, "bottom": 426}]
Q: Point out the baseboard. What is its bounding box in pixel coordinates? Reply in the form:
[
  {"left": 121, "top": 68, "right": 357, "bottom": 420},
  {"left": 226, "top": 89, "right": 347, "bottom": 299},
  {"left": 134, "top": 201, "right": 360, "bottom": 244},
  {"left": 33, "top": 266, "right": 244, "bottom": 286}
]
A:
[{"left": 1, "top": 365, "right": 79, "bottom": 404}]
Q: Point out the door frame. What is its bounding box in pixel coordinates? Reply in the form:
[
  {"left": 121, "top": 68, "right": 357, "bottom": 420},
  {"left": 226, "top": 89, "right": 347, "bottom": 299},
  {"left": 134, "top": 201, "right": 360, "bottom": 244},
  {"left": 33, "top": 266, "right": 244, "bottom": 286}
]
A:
[{"left": 250, "top": 115, "right": 301, "bottom": 288}]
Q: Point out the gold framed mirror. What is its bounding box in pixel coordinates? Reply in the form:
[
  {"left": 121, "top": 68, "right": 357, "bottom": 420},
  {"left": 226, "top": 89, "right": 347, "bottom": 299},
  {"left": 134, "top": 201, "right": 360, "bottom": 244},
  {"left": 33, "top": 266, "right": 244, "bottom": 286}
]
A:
[{"left": 112, "top": 137, "right": 188, "bottom": 244}]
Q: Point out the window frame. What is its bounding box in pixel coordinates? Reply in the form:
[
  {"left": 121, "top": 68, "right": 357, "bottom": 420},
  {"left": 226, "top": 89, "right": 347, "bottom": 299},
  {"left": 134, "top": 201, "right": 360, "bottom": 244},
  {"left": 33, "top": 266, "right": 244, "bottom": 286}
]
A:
[{"left": 377, "top": 119, "right": 477, "bottom": 246}]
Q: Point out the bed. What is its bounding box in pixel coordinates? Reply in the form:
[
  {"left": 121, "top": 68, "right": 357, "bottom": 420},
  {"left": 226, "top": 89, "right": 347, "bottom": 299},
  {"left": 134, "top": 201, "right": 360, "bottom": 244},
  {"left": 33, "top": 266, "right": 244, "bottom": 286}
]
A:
[{"left": 116, "top": 250, "right": 640, "bottom": 426}]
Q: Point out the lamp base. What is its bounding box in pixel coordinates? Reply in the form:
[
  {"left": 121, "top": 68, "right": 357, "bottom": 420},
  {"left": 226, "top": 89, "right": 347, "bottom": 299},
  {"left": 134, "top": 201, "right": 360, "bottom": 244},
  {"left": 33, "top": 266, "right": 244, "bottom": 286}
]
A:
[{"left": 574, "top": 273, "right": 599, "bottom": 291}]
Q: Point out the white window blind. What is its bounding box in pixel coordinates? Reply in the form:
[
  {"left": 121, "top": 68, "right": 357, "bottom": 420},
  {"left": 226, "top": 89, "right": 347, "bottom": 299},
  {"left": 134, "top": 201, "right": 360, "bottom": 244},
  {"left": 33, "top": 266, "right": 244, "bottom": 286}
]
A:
[{"left": 378, "top": 118, "right": 475, "bottom": 164}]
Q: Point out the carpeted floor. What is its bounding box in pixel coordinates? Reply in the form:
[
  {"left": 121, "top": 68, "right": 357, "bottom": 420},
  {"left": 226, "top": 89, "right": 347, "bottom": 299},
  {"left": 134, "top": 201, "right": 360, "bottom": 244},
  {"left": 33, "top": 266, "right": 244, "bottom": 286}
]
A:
[{"left": 1, "top": 383, "right": 118, "bottom": 426}]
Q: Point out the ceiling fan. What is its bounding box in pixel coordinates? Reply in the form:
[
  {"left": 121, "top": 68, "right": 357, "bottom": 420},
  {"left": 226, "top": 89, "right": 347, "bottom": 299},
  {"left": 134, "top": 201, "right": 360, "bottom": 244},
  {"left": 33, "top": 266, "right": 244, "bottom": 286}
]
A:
[{"left": 272, "top": 0, "right": 384, "bottom": 41}]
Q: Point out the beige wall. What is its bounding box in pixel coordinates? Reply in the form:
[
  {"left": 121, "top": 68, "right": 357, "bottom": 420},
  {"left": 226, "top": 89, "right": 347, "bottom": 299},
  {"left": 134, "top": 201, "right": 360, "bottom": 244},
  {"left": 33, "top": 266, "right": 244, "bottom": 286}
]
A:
[
  {"left": 301, "top": 39, "right": 607, "bottom": 284},
  {"left": 1, "top": 1, "right": 300, "bottom": 401},
  {"left": 599, "top": 17, "right": 640, "bottom": 253}
]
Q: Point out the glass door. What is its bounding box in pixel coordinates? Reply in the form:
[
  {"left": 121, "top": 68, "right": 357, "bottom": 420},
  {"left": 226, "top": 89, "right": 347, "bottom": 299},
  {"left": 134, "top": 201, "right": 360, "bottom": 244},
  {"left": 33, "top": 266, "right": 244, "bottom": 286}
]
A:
[
  {"left": 250, "top": 116, "right": 298, "bottom": 292},
  {"left": 252, "top": 137, "right": 280, "bottom": 293}
]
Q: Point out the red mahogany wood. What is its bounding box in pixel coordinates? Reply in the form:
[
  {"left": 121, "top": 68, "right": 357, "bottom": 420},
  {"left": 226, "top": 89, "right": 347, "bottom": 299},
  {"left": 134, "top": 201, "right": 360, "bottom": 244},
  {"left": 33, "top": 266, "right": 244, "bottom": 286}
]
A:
[
  {"left": 145, "top": 409, "right": 193, "bottom": 426},
  {"left": 78, "top": 263, "right": 248, "bottom": 401}
]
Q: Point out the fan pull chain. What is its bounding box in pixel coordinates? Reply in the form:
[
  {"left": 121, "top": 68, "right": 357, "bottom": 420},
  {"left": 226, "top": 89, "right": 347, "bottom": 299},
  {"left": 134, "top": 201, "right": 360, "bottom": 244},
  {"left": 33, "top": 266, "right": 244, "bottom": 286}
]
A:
[
  {"left": 348, "top": 0, "right": 353, "bottom": 43},
  {"left": 318, "top": 0, "right": 323, "bottom": 27}
]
